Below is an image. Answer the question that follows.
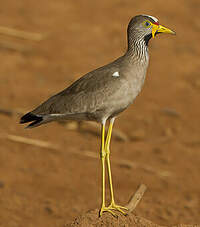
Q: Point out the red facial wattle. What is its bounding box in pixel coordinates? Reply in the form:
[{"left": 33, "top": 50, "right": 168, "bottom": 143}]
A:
[{"left": 153, "top": 22, "right": 159, "bottom": 26}]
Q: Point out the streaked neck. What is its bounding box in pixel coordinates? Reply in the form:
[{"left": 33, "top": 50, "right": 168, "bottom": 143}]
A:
[{"left": 127, "top": 35, "right": 149, "bottom": 64}]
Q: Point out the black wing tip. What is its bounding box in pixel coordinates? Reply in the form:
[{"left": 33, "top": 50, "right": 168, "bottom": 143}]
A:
[
  {"left": 20, "top": 112, "right": 43, "bottom": 128},
  {"left": 20, "top": 112, "right": 39, "bottom": 124}
]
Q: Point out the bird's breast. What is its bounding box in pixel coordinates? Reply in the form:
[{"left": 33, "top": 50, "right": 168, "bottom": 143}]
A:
[{"left": 123, "top": 65, "right": 148, "bottom": 102}]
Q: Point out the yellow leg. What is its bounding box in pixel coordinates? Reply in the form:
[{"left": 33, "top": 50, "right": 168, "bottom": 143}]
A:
[
  {"left": 99, "top": 122, "right": 116, "bottom": 217},
  {"left": 105, "top": 118, "right": 128, "bottom": 215}
]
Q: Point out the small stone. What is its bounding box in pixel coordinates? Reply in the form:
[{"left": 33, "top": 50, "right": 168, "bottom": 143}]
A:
[{"left": 45, "top": 206, "right": 53, "bottom": 214}]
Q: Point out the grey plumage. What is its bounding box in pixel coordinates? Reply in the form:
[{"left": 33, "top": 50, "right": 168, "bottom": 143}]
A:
[
  {"left": 20, "top": 14, "right": 175, "bottom": 216},
  {"left": 20, "top": 15, "right": 172, "bottom": 128}
]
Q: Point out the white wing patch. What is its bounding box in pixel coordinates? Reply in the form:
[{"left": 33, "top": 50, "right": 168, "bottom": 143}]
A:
[
  {"left": 142, "top": 15, "right": 158, "bottom": 23},
  {"left": 112, "top": 71, "right": 120, "bottom": 77}
]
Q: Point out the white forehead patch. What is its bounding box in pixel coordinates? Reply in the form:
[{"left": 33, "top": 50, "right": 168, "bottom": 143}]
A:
[
  {"left": 112, "top": 71, "right": 120, "bottom": 77},
  {"left": 142, "top": 15, "right": 158, "bottom": 23}
]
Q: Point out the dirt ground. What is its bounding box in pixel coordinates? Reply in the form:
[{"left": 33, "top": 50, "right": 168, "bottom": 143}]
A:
[{"left": 0, "top": 0, "right": 200, "bottom": 226}]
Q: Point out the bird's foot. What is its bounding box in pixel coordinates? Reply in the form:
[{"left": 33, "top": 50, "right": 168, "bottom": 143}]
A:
[
  {"left": 99, "top": 205, "right": 117, "bottom": 217},
  {"left": 99, "top": 203, "right": 128, "bottom": 217},
  {"left": 108, "top": 202, "right": 128, "bottom": 215}
]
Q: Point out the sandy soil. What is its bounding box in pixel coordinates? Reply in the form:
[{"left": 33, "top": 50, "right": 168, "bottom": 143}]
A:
[{"left": 0, "top": 0, "right": 200, "bottom": 226}]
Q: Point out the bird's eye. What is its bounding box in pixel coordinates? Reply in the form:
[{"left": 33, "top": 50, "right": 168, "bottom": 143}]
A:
[
  {"left": 143, "top": 20, "right": 151, "bottom": 28},
  {"left": 145, "top": 22, "right": 150, "bottom": 26}
]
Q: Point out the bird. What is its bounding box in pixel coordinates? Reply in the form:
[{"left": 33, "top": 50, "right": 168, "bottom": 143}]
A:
[{"left": 20, "top": 15, "right": 175, "bottom": 216}]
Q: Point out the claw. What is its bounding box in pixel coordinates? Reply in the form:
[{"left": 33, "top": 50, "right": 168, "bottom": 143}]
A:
[
  {"left": 99, "top": 206, "right": 118, "bottom": 217},
  {"left": 99, "top": 203, "right": 128, "bottom": 217},
  {"left": 108, "top": 203, "right": 128, "bottom": 215}
]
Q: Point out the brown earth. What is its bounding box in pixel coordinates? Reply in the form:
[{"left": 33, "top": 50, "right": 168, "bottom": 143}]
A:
[
  {"left": 66, "top": 209, "right": 199, "bottom": 227},
  {"left": 0, "top": 0, "right": 200, "bottom": 227}
]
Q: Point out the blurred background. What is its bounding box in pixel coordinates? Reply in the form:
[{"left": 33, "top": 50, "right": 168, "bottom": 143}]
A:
[{"left": 0, "top": 0, "right": 199, "bottom": 226}]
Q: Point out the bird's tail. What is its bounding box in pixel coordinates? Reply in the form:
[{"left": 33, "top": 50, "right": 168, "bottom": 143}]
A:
[{"left": 20, "top": 112, "right": 43, "bottom": 128}]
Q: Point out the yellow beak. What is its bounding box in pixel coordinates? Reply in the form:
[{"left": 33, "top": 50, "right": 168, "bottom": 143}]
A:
[{"left": 152, "top": 24, "right": 176, "bottom": 38}]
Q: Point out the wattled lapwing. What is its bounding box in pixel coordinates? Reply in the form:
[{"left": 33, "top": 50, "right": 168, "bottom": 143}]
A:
[{"left": 20, "top": 15, "right": 175, "bottom": 216}]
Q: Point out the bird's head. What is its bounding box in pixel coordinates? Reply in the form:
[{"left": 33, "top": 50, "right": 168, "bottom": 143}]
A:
[{"left": 127, "top": 15, "right": 175, "bottom": 46}]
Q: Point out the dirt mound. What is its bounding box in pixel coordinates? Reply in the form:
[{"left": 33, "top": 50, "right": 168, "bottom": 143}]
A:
[
  {"left": 65, "top": 209, "right": 199, "bottom": 227},
  {"left": 65, "top": 209, "right": 161, "bottom": 227}
]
